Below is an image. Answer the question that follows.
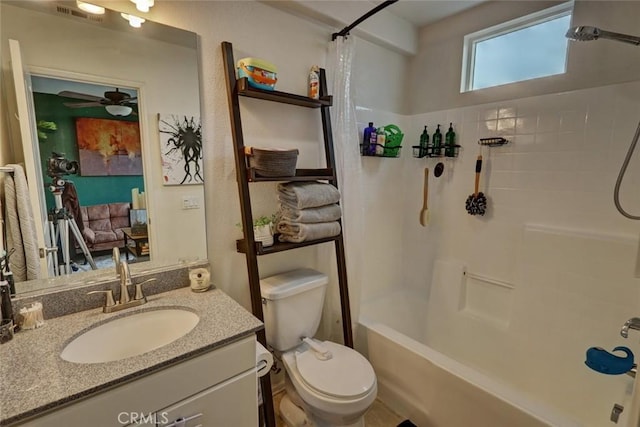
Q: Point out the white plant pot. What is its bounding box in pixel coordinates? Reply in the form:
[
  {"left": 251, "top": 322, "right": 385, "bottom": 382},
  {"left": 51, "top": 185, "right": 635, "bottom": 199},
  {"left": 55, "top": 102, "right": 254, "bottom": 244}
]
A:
[{"left": 254, "top": 224, "right": 274, "bottom": 247}]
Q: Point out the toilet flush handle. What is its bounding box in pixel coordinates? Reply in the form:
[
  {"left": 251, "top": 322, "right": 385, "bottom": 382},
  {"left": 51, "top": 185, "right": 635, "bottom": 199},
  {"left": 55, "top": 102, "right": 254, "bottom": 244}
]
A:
[{"left": 303, "top": 337, "right": 333, "bottom": 361}]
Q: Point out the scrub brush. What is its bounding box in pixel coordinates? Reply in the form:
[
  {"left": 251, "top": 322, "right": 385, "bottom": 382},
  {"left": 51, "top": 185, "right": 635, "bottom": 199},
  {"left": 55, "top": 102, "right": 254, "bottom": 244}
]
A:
[
  {"left": 465, "top": 154, "right": 487, "bottom": 216},
  {"left": 420, "top": 167, "right": 430, "bottom": 226}
]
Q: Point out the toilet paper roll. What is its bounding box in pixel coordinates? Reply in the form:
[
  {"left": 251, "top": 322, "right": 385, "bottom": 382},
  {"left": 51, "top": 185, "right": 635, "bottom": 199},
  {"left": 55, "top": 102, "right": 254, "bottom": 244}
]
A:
[{"left": 256, "top": 342, "right": 273, "bottom": 377}]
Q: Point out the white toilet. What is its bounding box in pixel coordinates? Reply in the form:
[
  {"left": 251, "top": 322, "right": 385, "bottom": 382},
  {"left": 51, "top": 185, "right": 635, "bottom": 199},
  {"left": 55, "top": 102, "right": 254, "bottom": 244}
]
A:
[{"left": 260, "top": 268, "right": 377, "bottom": 427}]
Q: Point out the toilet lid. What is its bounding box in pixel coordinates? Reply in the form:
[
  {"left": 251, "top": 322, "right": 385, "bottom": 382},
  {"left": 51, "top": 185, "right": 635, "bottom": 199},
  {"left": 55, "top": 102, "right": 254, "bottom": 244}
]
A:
[{"left": 295, "top": 341, "right": 375, "bottom": 399}]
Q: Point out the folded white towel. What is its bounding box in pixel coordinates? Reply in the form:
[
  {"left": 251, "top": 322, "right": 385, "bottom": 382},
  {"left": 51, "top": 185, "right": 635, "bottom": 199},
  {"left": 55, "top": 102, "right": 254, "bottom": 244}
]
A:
[
  {"left": 277, "top": 181, "right": 340, "bottom": 209},
  {"left": 278, "top": 203, "right": 342, "bottom": 223},
  {"left": 277, "top": 220, "right": 341, "bottom": 243}
]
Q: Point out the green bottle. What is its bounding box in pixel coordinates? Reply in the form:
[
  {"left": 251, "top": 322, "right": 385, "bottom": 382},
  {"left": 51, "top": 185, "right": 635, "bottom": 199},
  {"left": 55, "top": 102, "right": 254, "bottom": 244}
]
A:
[
  {"left": 445, "top": 122, "right": 456, "bottom": 157},
  {"left": 419, "top": 126, "right": 429, "bottom": 157},
  {"left": 432, "top": 124, "right": 442, "bottom": 156}
]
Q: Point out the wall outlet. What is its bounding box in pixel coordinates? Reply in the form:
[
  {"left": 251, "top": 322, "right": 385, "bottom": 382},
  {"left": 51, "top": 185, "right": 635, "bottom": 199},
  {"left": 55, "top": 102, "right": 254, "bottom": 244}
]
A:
[{"left": 182, "top": 196, "right": 200, "bottom": 210}]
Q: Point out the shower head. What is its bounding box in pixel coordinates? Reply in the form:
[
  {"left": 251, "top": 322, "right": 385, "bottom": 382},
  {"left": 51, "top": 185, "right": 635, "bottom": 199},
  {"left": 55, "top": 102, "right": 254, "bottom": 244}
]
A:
[{"left": 566, "top": 26, "right": 640, "bottom": 46}]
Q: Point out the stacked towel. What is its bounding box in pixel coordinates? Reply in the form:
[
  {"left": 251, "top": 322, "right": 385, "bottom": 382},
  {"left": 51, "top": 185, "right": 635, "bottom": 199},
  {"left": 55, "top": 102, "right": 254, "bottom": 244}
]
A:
[
  {"left": 278, "top": 204, "right": 342, "bottom": 223},
  {"left": 276, "top": 181, "right": 341, "bottom": 243},
  {"left": 277, "top": 221, "right": 342, "bottom": 243},
  {"left": 277, "top": 181, "right": 340, "bottom": 209}
]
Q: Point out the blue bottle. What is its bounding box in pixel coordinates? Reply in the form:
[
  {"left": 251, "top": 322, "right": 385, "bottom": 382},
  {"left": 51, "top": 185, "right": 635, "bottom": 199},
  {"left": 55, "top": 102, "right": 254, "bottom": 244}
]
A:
[
  {"left": 369, "top": 128, "right": 378, "bottom": 156},
  {"left": 363, "top": 122, "right": 375, "bottom": 156}
]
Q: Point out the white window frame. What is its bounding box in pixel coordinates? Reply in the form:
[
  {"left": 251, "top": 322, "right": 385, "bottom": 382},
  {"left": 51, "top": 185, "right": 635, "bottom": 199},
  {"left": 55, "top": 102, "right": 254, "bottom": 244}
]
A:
[{"left": 460, "top": 1, "right": 574, "bottom": 92}]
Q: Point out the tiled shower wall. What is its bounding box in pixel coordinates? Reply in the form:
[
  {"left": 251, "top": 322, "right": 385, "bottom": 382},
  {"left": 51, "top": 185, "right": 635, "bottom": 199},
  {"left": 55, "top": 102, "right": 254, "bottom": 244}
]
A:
[
  {"left": 357, "top": 80, "right": 640, "bottom": 425},
  {"left": 403, "top": 80, "right": 640, "bottom": 291},
  {"left": 357, "top": 79, "right": 640, "bottom": 301}
]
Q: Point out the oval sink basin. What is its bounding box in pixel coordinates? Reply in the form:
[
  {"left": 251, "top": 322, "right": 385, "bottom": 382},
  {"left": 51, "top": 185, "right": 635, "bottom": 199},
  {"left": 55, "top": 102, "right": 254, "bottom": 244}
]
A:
[{"left": 61, "top": 308, "right": 199, "bottom": 364}]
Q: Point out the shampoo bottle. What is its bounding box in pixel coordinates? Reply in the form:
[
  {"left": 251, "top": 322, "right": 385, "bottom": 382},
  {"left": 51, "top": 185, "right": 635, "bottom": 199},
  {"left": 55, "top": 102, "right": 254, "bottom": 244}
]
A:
[
  {"left": 433, "top": 124, "right": 442, "bottom": 156},
  {"left": 419, "top": 126, "right": 429, "bottom": 156},
  {"left": 376, "top": 127, "right": 386, "bottom": 156},
  {"left": 369, "top": 127, "right": 378, "bottom": 156},
  {"left": 363, "top": 122, "right": 375, "bottom": 155},
  {"left": 308, "top": 66, "right": 320, "bottom": 100},
  {"left": 445, "top": 122, "right": 456, "bottom": 157}
]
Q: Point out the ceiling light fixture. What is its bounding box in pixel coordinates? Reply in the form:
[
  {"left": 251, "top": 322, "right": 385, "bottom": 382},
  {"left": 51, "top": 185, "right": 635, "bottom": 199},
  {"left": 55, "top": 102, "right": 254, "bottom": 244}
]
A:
[
  {"left": 130, "top": 0, "right": 154, "bottom": 13},
  {"left": 105, "top": 105, "right": 133, "bottom": 117},
  {"left": 76, "top": 1, "right": 105, "bottom": 14},
  {"left": 121, "top": 13, "right": 146, "bottom": 28}
]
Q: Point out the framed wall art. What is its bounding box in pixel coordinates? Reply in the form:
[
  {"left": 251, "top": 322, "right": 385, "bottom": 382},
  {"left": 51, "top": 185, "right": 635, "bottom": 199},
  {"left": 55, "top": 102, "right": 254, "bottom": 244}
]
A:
[
  {"left": 75, "top": 117, "right": 142, "bottom": 176},
  {"left": 158, "top": 113, "right": 203, "bottom": 185}
]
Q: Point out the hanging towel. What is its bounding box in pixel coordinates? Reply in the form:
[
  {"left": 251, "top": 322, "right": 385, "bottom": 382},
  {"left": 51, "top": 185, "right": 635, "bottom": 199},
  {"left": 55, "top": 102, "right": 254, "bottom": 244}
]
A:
[
  {"left": 277, "top": 181, "right": 341, "bottom": 209},
  {"left": 278, "top": 203, "right": 342, "bottom": 223},
  {"left": 4, "top": 164, "right": 40, "bottom": 282},
  {"left": 62, "top": 181, "right": 83, "bottom": 232},
  {"left": 277, "top": 220, "right": 341, "bottom": 243}
]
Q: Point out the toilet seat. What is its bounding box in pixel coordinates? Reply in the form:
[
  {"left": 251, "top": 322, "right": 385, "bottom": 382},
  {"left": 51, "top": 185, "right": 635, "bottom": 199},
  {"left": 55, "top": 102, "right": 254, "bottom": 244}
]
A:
[{"left": 294, "top": 341, "right": 376, "bottom": 399}]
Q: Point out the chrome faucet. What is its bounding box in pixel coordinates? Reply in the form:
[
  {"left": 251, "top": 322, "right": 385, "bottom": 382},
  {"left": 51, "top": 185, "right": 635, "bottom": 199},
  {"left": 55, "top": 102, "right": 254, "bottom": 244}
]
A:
[
  {"left": 112, "top": 247, "right": 121, "bottom": 277},
  {"left": 119, "top": 257, "right": 133, "bottom": 305},
  {"left": 88, "top": 248, "right": 156, "bottom": 313},
  {"left": 621, "top": 317, "right": 640, "bottom": 338}
]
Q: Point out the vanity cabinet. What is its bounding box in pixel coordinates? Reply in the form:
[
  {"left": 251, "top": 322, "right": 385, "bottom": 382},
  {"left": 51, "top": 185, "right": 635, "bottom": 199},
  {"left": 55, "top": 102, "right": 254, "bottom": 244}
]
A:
[{"left": 17, "top": 336, "right": 258, "bottom": 427}]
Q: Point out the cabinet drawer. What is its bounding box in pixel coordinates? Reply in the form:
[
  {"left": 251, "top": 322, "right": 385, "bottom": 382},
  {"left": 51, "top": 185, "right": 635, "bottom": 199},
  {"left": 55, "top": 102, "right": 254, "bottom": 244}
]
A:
[{"left": 159, "top": 369, "right": 258, "bottom": 427}]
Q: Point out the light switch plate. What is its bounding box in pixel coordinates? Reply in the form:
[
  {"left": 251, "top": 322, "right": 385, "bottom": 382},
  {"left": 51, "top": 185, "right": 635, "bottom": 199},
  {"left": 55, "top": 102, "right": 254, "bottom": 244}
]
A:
[{"left": 182, "top": 196, "right": 200, "bottom": 210}]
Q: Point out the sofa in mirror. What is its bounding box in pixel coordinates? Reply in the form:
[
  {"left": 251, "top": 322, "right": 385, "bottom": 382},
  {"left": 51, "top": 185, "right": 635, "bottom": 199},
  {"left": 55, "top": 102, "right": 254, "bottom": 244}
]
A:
[{"left": 0, "top": 1, "right": 207, "bottom": 294}]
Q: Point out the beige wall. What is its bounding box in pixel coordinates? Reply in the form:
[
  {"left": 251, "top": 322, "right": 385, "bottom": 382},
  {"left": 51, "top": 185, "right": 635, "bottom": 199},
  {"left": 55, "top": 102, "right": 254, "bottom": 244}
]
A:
[
  {"left": 85, "top": 2, "right": 409, "bottom": 315},
  {"left": 409, "top": 0, "right": 640, "bottom": 113},
  {"left": 0, "top": 0, "right": 407, "bottom": 330}
]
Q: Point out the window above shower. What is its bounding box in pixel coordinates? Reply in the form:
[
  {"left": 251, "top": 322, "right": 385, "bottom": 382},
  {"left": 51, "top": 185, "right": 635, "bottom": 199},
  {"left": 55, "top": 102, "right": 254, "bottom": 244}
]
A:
[{"left": 461, "top": 1, "right": 573, "bottom": 92}]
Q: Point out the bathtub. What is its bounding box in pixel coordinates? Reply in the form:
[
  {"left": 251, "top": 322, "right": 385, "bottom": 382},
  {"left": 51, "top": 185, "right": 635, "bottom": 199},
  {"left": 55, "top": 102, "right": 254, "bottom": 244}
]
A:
[{"left": 358, "top": 289, "right": 583, "bottom": 427}]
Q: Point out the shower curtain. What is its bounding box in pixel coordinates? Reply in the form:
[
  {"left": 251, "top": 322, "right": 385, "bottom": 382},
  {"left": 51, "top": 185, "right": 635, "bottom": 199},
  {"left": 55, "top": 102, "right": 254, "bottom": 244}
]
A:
[{"left": 321, "top": 36, "right": 365, "bottom": 342}]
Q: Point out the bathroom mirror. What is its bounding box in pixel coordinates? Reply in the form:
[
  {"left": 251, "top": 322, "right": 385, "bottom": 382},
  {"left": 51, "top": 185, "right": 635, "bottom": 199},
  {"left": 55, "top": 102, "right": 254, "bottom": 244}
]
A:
[{"left": 1, "top": 1, "right": 207, "bottom": 294}]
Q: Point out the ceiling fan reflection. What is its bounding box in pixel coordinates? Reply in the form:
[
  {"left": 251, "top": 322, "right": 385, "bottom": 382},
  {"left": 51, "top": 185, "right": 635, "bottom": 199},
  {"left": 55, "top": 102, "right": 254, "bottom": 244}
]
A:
[{"left": 58, "top": 88, "right": 137, "bottom": 116}]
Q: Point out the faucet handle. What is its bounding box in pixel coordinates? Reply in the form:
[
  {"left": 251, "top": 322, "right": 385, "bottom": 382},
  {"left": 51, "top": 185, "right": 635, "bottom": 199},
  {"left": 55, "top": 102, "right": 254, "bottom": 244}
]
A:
[
  {"left": 129, "top": 278, "right": 157, "bottom": 301},
  {"left": 87, "top": 290, "right": 116, "bottom": 308},
  {"left": 112, "top": 247, "right": 121, "bottom": 276}
]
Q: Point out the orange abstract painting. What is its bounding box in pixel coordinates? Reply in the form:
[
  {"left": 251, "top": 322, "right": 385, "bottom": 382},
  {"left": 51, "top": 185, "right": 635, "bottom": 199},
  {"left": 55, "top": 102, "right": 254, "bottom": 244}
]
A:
[{"left": 75, "top": 118, "right": 142, "bottom": 176}]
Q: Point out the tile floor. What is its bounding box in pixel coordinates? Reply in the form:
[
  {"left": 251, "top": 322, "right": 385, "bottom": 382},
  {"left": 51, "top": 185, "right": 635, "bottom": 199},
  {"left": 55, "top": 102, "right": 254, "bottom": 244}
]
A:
[{"left": 273, "top": 391, "right": 405, "bottom": 426}]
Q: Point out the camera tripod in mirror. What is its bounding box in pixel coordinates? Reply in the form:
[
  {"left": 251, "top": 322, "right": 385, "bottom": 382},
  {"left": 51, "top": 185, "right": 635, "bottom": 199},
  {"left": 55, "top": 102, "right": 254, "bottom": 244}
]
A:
[{"left": 46, "top": 153, "right": 97, "bottom": 275}]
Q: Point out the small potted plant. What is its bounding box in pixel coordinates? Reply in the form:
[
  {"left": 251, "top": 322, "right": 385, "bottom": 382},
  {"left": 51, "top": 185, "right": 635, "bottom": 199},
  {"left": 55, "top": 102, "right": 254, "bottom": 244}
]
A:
[
  {"left": 237, "top": 214, "right": 276, "bottom": 247},
  {"left": 252, "top": 215, "right": 275, "bottom": 247}
]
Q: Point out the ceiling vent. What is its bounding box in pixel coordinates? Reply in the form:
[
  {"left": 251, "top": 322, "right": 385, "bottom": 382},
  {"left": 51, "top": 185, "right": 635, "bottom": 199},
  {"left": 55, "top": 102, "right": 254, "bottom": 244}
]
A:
[{"left": 53, "top": 3, "right": 104, "bottom": 24}]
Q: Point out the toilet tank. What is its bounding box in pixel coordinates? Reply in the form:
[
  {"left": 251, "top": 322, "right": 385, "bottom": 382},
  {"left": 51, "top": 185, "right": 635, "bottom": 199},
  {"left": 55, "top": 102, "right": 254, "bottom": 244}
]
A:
[{"left": 260, "top": 268, "right": 328, "bottom": 352}]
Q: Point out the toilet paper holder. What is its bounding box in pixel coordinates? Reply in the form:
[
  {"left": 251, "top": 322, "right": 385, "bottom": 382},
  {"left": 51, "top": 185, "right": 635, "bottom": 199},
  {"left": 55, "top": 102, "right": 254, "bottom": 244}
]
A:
[{"left": 256, "top": 341, "right": 274, "bottom": 377}]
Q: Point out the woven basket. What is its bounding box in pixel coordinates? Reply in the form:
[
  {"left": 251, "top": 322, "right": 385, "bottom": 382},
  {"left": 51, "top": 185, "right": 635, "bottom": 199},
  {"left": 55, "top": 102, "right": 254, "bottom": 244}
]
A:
[{"left": 246, "top": 147, "right": 299, "bottom": 177}]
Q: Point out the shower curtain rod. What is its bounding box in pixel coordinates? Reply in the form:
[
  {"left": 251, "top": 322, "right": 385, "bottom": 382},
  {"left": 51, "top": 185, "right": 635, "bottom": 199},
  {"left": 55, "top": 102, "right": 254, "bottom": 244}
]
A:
[{"left": 332, "top": 0, "right": 399, "bottom": 40}]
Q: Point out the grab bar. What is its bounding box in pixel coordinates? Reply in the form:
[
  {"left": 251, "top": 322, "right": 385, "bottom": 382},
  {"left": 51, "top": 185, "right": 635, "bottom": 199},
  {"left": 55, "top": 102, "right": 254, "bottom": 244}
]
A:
[{"left": 463, "top": 271, "right": 515, "bottom": 290}]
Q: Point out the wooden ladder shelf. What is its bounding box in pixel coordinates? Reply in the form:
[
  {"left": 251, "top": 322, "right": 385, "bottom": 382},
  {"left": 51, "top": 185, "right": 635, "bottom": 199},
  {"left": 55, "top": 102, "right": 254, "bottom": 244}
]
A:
[{"left": 221, "top": 41, "right": 353, "bottom": 427}]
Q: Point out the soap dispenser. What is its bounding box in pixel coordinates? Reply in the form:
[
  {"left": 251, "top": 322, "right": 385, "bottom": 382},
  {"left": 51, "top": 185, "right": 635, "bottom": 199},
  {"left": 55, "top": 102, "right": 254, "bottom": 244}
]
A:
[
  {"left": 419, "top": 126, "right": 429, "bottom": 157},
  {"left": 0, "top": 281, "right": 17, "bottom": 333},
  {"left": 432, "top": 124, "right": 442, "bottom": 156},
  {"left": 445, "top": 122, "right": 456, "bottom": 157}
]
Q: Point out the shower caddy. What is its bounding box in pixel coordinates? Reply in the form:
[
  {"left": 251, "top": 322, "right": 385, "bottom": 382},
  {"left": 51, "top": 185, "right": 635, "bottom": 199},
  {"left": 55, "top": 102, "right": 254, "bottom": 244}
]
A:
[{"left": 222, "top": 41, "right": 353, "bottom": 427}]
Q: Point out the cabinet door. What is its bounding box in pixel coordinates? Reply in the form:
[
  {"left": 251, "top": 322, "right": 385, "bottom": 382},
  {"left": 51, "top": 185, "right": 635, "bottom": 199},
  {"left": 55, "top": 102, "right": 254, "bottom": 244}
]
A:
[{"left": 159, "top": 369, "right": 258, "bottom": 427}]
